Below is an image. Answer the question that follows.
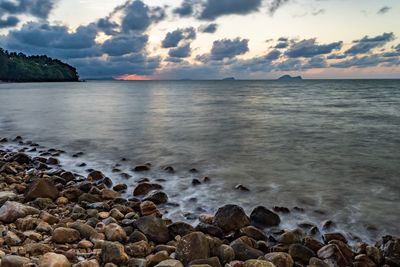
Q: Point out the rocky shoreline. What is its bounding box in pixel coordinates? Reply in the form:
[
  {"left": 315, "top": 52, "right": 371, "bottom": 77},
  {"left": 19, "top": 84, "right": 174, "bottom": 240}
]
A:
[{"left": 0, "top": 136, "right": 399, "bottom": 267}]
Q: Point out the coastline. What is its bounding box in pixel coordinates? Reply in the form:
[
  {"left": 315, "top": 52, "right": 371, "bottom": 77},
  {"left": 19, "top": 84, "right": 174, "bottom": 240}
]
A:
[{"left": 0, "top": 136, "right": 399, "bottom": 267}]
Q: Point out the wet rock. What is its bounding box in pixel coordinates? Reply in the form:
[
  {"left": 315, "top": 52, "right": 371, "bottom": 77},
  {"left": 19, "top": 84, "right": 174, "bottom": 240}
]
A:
[
  {"left": 329, "top": 240, "right": 353, "bottom": 263},
  {"left": 62, "top": 187, "right": 84, "bottom": 201},
  {"left": 192, "top": 179, "right": 201, "bottom": 186},
  {"left": 164, "top": 166, "right": 175, "bottom": 173},
  {"left": 250, "top": 206, "right": 280, "bottom": 228},
  {"left": 6, "top": 152, "right": 31, "bottom": 164},
  {"left": 317, "top": 244, "right": 351, "bottom": 267},
  {"left": 0, "top": 201, "right": 39, "bottom": 223},
  {"left": 213, "top": 204, "right": 250, "bottom": 233},
  {"left": 110, "top": 208, "right": 124, "bottom": 220},
  {"left": 188, "top": 257, "right": 222, "bottom": 267},
  {"left": 147, "top": 251, "right": 170, "bottom": 267},
  {"left": 46, "top": 157, "right": 60, "bottom": 165},
  {"left": 78, "top": 193, "right": 101, "bottom": 203},
  {"left": 273, "top": 207, "right": 290, "bottom": 214},
  {"left": 87, "top": 170, "right": 105, "bottom": 181},
  {"left": 168, "top": 222, "right": 195, "bottom": 238},
  {"left": 5, "top": 231, "right": 22, "bottom": 246},
  {"left": 235, "top": 184, "right": 250, "bottom": 192},
  {"left": 230, "top": 238, "right": 264, "bottom": 261},
  {"left": 113, "top": 183, "right": 128, "bottom": 192},
  {"left": 366, "top": 246, "right": 382, "bottom": 265},
  {"left": 303, "top": 236, "right": 324, "bottom": 253},
  {"left": 353, "top": 254, "right": 377, "bottom": 267},
  {"left": 176, "top": 231, "right": 210, "bottom": 265},
  {"left": 196, "top": 223, "right": 223, "bottom": 238},
  {"left": 25, "top": 178, "right": 59, "bottom": 201},
  {"left": 155, "top": 259, "right": 184, "bottom": 267},
  {"left": 101, "top": 241, "right": 129, "bottom": 265},
  {"left": 134, "top": 165, "right": 151, "bottom": 172},
  {"left": 199, "top": 214, "right": 214, "bottom": 224},
  {"left": 73, "top": 259, "right": 100, "bottom": 267},
  {"left": 376, "top": 236, "right": 400, "bottom": 260},
  {"left": 39, "top": 252, "right": 71, "bottom": 267},
  {"left": 214, "top": 245, "right": 235, "bottom": 265},
  {"left": 0, "top": 255, "right": 31, "bottom": 267},
  {"left": 140, "top": 201, "right": 160, "bottom": 216},
  {"left": 126, "top": 240, "right": 152, "bottom": 257},
  {"left": 323, "top": 233, "right": 347, "bottom": 244},
  {"left": 264, "top": 252, "right": 293, "bottom": 267},
  {"left": 278, "top": 229, "right": 304, "bottom": 245},
  {"left": 144, "top": 190, "right": 169, "bottom": 204},
  {"left": 322, "top": 220, "right": 335, "bottom": 230},
  {"left": 101, "top": 189, "right": 120, "bottom": 200},
  {"left": 239, "top": 226, "right": 267, "bottom": 241},
  {"left": 52, "top": 227, "right": 81, "bottom": 243},
  {"left": 288, "top": 244, "right": 315, "bottom": 264},
  {"left": 136, "top": 216, "right": 170, "bottom": 243},
  {"left": 309, "top": 257, "right": 330, "bottom": 267},
  {"left": 244, "top": 260, "right": 275, "bottom": 267},
  {"left": 134, "top": 182, "right": 163, "bottom": 196},
  {"left": 129, "top": 230, "right": 148, "bottom": 243},
  {"left": 105, "top": 223, "right": 127, "bottom": 242}
]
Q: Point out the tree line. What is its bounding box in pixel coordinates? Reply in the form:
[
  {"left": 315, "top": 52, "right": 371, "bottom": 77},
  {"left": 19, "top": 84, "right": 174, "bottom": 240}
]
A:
[{"left": 0, "top": 48, "right": 79, "bottom": 82}]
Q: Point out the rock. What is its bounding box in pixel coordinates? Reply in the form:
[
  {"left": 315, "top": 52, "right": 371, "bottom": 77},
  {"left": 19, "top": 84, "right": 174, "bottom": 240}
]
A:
[
  {"left": 0, "top": 201, "right": 39, "bottom": 223},
  {"left": 5, "top": 231, "right": 22, "bottom": 246},
  {"left": 113, "top": 183, "right": 128, "bottom": 192},
  {"left": 69, "top": 222, "right": 99, "bottom": 240},
  {"left": 213, "top": 204, "right": 250, "bottom": 233},
  {"left": 214, "top": 245, "right": 235, "bottom": 265},
  {"left": 168, "top": 222, "right": 195, "bottom": 238},
  {"left": 0, "top": 191, "right": 17, "bottom": 205},
  {"left": 192, "top": 179, "right": 201, "bottom": 186},
  {"left": 129, "top": 230, "right": 148, "bottom": 243},
  {"left": 155, "top": 260, "right": 184, "bottom": 267},
  {"left": 278, "top": 229, "right": 304, "bottom": 245},
  {"left": 110, "top": 208, "right": 125, "bottom": 220},
  {"left": 6, "top": 152, "right": 31, "bottom": 164},
  {"left": 39, "top": 252, "right": 71, "bottom": 267},
  {"left": 56, "top": 197, "right": 69, "bottom": 205},
  {"left": 196, "top": 223, "right": 223, "bottom": 238},
  {"left": 78, "top": 240, "right": 94, "bottom": 249},
  {"left": 0, "top": 255, "right": 31, "bottom": 267},
  {"left": 62, "top": 187, "right": 84, "bottom": 201},
  {"left": 353, "top": 254, "right": 377, "bottom": 267},
  {"left": 134, "top": 182, "right": 163, "bottom": 196},
  {"left": 250, "top": 206, "right": 280, "bottom": 228},
  {"left": 309, "top": 257, "right": 330, "bottom": 267},
  {"left": 126, "top": 240, "right": 152, "bottom": 257},
  {"left": 288, "top": 244, "right": 315, "bottom": 264},
  {"left": 25, "top": 178, "right": 59, "bottom": 201},
  {"left": 317, "top": 244, "right": 351, "bottom": 267},
  {"left": 235, "top": 184, "right": 250, "bottom": 192},
  {"left": 105, "top": 223, "right": 127, "bottom": 242},
  {"left": 244, "top": 260, "right": 276, "bottom": 267},
  {"left": 323, "top": 233, "right": 347, "bottom": 244},
  {"left": 46, "top": 157, "right": 60, "bottom": 165},
  {"left": 52, "top": 227, "right": 81, "bottom": 243},
  {"left": 239, "top": 226, "right": 266, "bottom": 241},
  {"left": 134, "top": 165, "right": 150, "bottom": 172},
  {"left": 101, "top": 189, "right": 120, "bottom": 200},
  {"left": 33, "top": 197, "right": 57, "bottom": 209},
  {"left": 303, "top": 237, "right": 324, "bottom": 252},
  {"left": 147, "top": 251, "right": 170, "bottom": 267},
  {"left": 264, "top": 253, "right": 293, "bottom": 267},
  {"left": 101, "top": 241, "right": 129, "bottom": 265},
  {"left": 366, "top": 246, "right": 382, "bottom": 265},
  {"left": 87, "top": 170, "right": 105, "bottom": 181},
  {"left": 127, "top": 259, "right": 147, "bottom": 267},
  {"left": 78, "top": 193, "right": 101, "bottom": 203},
  {"left": 199, "top": 214, "right": 214, "bottom": 224},
  {"left": 176, "top": 232, "right": 210, "bottom": 265},
  {"left": 188, "top": 257, "right": 222, "bottom": 267},
  {"left": 140, "top": 201, "right": 160, "bottom": 216},
  {"left": 73, "top": 259, "right": 100, "bottom": 267},
  {"left": 144, "top": 190, "right": 169, "bottom": 204},
  {"left": 230, "top": 238, "right": 264, "bottom": 261},
  {"left": 164, "top": 166, "right": 175, "bottom": 173},
  {"left": 135, "top": 216, "right": 170, "bottom": 243},
  {"left": 26, "top": 243, "right": 53, "bottom": 256}
]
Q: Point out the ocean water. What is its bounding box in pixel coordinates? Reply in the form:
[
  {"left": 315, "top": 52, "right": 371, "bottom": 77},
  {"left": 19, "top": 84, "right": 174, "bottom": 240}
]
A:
[{"left": 0, "top": 80, "right": 399, "bottom": 242}]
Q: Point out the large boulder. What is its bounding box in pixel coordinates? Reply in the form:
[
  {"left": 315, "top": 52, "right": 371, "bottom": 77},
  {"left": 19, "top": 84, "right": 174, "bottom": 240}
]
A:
[
  {"left": 0, "top": 201, "right": 39, "bottom": 223},
  {"left": 135, "top": 216, "right": 170, "bottom": 243},
  {"left": 39, "top": 252, "right": 71, "bottom": 267},
  {"left": 250, "top": 206, "right": 280, "bottom": 228},
  {"left": 213, "top": 204, "right": 250, "bottom": 233},
  {"left": 25, "top": 178, "right": 59, "bottom": 201},
  {"left": 176, "top": 232, "right": 210, "bottom": 265}
]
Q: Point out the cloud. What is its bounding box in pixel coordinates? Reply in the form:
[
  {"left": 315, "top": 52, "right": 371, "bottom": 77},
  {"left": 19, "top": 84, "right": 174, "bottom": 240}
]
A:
[
  {"left": 0, "top": 16, "right": 19, "bottom": 29},
  {"left": 161, "top": 27, "right": 196, "bottom": 48},
  {"left": 0, "top": 0, "right": 56, "bottom": 19},
  {"left": 285, "top": 38, "right": 342, "bottom": 58},
  {"left": 275, "top": 38, "right": 289, "bottom": 49},
  {"left": 121, "top": 0, "right": 164, "bottom": 33},
  {"left": 173, "top": 0, "right": 194, "bottom": 17},
  {"left": 102, "top": 34, "right": 148, "bottom": 56},
  {"left": 200, "top": 0, "right": 262, "bottom": 20},
  {"left": 377, "top": 6, "right": 391, "bottom": 15},
  {"left": 303, "top": 56, "right": 327, "bottom": 69},
  {"left": 312, "top": 9, "right": 325, "bottom": 16},
  {"left": 200, "top": 23, "right": 218, "bottom": 33},
  {"left": 265, "top": 49, "right": 281, "bottom": 60},
  {"left": 331, "top": 55, "right": 389, "bottom": 68},
  {"left": 345, "top": 32, "right": 395, "bottom": 55},
  {"left": 210, "top": 38, "right": 249, "bottom": 60},
  {"left": 269, "top": 0, "right": 290, "bottom": 15},
  {"left": 168, "top": 44, "right": 192, "bottom": 58}
]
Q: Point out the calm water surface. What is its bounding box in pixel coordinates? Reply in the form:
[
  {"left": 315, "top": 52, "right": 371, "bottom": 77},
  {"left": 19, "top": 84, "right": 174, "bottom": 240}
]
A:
[{"left": 0, "top": 80, "right": 399, "bottom": 242}]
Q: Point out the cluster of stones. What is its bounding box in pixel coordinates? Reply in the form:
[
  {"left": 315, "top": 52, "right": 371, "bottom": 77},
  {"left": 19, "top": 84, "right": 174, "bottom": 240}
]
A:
[{"left": 0, "top": 143, "right": 399, "bottom": 267}]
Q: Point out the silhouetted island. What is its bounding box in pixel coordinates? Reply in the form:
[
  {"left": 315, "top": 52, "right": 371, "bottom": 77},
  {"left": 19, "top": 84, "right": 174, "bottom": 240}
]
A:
[
  {"left": 0, "top": 48, "right": 79, "bottom": 82},
  {"left": 222, "top": 77, "right": 236, "bottom": 81},
  {"left": 278, "top": 75, "right": 303, "bottom": 81}
]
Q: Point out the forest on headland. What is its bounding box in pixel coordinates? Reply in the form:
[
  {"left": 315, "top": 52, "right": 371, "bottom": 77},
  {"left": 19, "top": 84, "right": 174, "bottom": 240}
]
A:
[{"left": 0, "top": 48, "right": 79, "bottom": 82}]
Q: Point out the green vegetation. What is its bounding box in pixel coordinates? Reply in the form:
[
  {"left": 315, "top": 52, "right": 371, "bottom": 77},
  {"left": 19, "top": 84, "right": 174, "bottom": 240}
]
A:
[{"left": 0, "top": 48, "right": 79, "bottom": 82}]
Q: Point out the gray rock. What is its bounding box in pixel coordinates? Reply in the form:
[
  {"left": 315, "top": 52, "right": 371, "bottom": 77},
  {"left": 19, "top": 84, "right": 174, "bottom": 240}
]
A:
[
  {"left": 135, "top": 216, "right": 170, "bottom": 243},
  {"left": 176, "top": 232, "right": 210, "bottom": 265},
  {"left": 250, "top": 206, "right": 280, "bottom": 228},
  {"left": 0, "top": 201, "right": 39, "bottom": 223},
  {"left": 213, "top": 204, "right": 250, "bottom": 233}
]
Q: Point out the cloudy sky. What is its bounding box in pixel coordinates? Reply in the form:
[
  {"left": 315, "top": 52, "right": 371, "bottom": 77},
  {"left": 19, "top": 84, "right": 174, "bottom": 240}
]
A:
[{"left": 0, "top": 0, "right": 399, "bottom": 79}]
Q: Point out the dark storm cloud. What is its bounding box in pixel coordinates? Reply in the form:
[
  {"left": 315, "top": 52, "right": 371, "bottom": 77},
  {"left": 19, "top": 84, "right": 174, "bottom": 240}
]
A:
[
  {"left": 102, "top": 35, "right": 148, "bottom": 56},
  {"left": 199, "top": 0, "right": 262, "bottom": 20},
  {"left": 0, "top": 0, "right": 56, "bottom": 19},
  {"left": 168, "top": 44, "right": 192, "bottom": 58},
  {"left": 0, "top": 16, "right": 19, "bottom": 28},
  {"left": 285, "top": 38, "right": 343, "bottom": 58},
  {"left": 161, "top": 27, "right": 196, "bottom": 48},
  {"left": 97, "top": 18, "right": 119, "bottom": 35},
  {"left": 121, "top": 0, "right": 165, "bottom": 33},
  {"left": 173, "top": 0, "right": 194, "bottom": 17},
  {"left": 269, "top": 0, "right": 290, "bottom": 15},
  {"left": 210, "top": 38, "right": 249, "bottom": 60},
  {"left": 200, "top": 23, "right": 218, "bottom": 33},
  {"left": 345, "top": 32, "right": 395, "bottom": 55},
  {"left": 377, "top": 6, "right": 391, "bottom": 15}
]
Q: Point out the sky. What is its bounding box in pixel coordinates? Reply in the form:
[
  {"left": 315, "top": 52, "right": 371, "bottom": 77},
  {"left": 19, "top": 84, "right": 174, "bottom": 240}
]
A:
[{"left": 0, "top": 0, "right": 399, "bottom": 79}]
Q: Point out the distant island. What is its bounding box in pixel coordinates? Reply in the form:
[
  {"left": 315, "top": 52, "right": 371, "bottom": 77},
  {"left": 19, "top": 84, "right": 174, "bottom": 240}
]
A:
[
  {"left": 222, "top": 77, "right": 236, "bottom": 81},
  {"left": 278, "top": 75, "right": 303, "bottom": 81},
  {"left": 0, "top": 48, "right": 79, "bottom": 82}
]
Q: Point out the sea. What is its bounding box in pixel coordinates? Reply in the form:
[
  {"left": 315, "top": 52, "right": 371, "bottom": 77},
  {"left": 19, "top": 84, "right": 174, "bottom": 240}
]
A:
[{"left": 0, "top": 80, "right": 399, "bottom": 243}]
